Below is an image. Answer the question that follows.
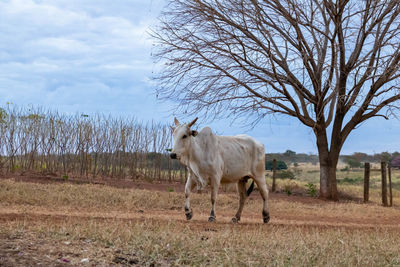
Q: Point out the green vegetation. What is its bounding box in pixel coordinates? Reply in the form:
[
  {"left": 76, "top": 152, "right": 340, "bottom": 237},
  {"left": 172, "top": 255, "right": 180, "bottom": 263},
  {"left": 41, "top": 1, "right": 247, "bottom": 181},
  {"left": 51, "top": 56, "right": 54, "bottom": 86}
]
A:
[
  {"left": 344, "top": 158, "right": 362, "bottom": 169},
  {"left": 305, "top": 183, "right": 317, "bottom": 197},
  {"left": 265, "top": 160, "right": 287, "bottom": 170},
  {"left": 276, "top": 170, "right": 295, "bottom": 179},
  {"left": 337, "top": 177, "right": 364, "bottom": 185},
  {"left": 283, "top": 186, "right": 292, "bottom": 195}
]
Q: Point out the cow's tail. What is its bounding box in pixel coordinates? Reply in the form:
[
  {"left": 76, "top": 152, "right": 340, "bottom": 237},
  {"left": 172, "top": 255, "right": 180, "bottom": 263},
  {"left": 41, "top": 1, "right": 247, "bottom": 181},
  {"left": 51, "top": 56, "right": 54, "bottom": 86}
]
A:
[{"left": 246, "top": 180, "right": 255, "bottom": 196}]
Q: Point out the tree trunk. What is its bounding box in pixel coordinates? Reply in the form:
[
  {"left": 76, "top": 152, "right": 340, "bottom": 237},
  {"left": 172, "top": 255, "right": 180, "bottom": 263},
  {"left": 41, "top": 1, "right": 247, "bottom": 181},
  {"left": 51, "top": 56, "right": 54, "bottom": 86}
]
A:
[
  {"left": 319, "top": 157, "right": 339, "bottom": 201},
  {"left": 316, "top": 129, "right": 339, "bottom": 201}
]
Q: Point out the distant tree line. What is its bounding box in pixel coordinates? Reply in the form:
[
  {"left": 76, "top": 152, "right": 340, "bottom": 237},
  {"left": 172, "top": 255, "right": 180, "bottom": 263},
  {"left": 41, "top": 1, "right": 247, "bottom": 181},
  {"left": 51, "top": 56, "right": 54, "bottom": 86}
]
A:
[
  {"left": 341, "top": 152, "right": 400, "bottom": 166},
  {"left": 267, "top": 150, "right": 319, "bottom": 165},
  {"left": 0, "top": 106, "right": 187, "bottom": 181},
  {"left": 268, "top": 150, "right": 400, "bottom": 167}
]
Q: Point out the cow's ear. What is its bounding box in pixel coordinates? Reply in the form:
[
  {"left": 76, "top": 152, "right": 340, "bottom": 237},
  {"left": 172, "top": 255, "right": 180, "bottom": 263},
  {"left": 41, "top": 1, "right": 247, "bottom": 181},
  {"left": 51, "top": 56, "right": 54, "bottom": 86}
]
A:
[
  {"left": 191, "top": 130, "right": 198, "bottom": 137},
  {"left": 174, "top": 117, "right": 180, "bottom": 126}
]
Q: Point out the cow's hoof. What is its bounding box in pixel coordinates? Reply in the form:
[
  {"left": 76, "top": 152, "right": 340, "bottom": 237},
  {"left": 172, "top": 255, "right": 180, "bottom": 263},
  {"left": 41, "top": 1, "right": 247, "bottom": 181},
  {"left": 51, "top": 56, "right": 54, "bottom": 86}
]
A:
[
  {"left": 231, "top": 217, "right": 240, "bottom": 223},
  {"left": 185, "top": 211, "right": 193, "bottom": 220},
  {"left": 263, "top": 212, "right": 270, "bottom": 224},
  {"left": 208, "top": 216, "right": 216, "bottom": 222}
]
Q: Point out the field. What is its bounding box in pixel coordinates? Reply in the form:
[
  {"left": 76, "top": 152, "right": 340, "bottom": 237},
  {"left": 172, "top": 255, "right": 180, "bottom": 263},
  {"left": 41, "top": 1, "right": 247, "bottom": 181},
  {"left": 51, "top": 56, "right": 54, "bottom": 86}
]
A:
[
  {"left": 1, "top": 167, "right": 400, "bottom": 266},
  {"left": 267, "top": 163, "right": 400, "bottom": 202}
]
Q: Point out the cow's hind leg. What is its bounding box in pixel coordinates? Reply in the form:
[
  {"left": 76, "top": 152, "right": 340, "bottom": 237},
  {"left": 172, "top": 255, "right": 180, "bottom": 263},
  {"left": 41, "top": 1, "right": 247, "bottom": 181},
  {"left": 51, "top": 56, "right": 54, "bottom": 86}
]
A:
[
  {"left": 184, "top": 172, "right": 196, "bottom": 220},
  {"left": 208, "top": 178, "right": 220, "bottom": 222},
  {"left": 254, "top": 176, "right": 270, "bottom": 223},
  {"left": 232, "top": 179, "right": 247, "bottom": 223}
]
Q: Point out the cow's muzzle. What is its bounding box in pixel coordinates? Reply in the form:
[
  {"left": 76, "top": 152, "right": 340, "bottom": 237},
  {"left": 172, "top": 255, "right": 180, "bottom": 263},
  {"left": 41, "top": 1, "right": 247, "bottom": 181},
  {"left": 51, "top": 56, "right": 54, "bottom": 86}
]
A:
[{"left": 170, "top": 153, "right": 177, "bottom": 159}]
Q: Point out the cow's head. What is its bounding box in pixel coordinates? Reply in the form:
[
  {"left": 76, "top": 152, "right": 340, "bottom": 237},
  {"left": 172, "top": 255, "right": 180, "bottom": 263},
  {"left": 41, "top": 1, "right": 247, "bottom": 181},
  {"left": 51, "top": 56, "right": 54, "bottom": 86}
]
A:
[{"left": 170, "top": 117, "right": 198, "bottom": 160}]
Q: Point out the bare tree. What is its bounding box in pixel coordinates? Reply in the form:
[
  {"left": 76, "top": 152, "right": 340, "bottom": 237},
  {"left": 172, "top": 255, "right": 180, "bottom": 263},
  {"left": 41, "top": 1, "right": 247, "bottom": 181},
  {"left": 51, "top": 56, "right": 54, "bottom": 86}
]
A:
[{"left": 152, "top": 0, "right": 400, "bottom": 200}]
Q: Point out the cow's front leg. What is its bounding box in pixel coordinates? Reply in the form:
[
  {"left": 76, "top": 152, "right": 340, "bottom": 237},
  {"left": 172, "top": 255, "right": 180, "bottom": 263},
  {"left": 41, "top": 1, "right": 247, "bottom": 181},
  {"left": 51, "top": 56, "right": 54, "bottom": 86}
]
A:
[
  {"left": 208, "top": 178, "right": 220, "bottom": 222},
  {"left": 184, "top": 172, "right": 196, "bottom": 220}
]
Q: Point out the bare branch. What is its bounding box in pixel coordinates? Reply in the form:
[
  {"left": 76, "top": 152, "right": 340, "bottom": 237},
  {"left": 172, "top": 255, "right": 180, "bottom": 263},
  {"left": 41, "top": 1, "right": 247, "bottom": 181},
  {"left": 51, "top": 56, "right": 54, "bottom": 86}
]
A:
[{"left": 152, "top": 0, "right": 400, "bottom": 169}]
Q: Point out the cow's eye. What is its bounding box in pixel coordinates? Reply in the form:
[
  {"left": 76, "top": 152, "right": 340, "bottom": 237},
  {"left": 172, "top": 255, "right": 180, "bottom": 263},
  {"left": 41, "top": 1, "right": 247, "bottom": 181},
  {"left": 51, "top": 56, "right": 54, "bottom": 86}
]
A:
[{"left": 182, "top": 135, "right": 187, "bottom": 139}]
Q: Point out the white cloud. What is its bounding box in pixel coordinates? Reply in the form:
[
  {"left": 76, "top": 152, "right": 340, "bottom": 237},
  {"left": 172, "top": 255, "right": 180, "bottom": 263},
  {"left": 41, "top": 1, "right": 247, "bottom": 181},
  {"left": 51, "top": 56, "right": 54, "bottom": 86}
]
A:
[
  {"left": 29, "top": 38, "right": 91, "bottom": 55},
  {"left": 0, "top": 0, "right": 171, "bottom": 125}
]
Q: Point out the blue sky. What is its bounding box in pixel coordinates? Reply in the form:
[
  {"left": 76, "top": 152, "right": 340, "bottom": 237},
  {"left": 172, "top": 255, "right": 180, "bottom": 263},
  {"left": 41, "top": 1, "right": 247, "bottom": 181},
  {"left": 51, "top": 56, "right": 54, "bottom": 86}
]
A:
[{"left": 0, "top": 0, "right": 399, "bottom": 154}]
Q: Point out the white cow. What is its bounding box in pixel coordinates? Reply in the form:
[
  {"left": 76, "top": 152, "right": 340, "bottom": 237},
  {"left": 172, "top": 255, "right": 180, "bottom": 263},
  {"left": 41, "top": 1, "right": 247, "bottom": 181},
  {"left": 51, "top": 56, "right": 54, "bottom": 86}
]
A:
[{"left": 170, "top": 117, "right": 270, "bottom": 223}]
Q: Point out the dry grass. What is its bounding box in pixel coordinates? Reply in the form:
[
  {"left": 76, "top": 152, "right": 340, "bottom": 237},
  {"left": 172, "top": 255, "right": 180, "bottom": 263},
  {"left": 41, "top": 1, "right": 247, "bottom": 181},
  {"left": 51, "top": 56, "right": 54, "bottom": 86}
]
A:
[
  {"left": 3, "top": 216, "right": 400, "bottom": 266},
  {"left": 1, "top": 179, "right": 400, "bottom": 266}
]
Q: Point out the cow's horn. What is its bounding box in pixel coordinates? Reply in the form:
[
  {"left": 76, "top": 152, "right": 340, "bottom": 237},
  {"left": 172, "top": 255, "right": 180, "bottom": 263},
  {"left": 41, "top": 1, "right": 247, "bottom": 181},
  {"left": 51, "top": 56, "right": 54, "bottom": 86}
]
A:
[
  {"left": 174, "top": 117, "right": 180, "bottom": 126},
  {"left": 188, "top": 117, "right": 198, "bottom": 127}
]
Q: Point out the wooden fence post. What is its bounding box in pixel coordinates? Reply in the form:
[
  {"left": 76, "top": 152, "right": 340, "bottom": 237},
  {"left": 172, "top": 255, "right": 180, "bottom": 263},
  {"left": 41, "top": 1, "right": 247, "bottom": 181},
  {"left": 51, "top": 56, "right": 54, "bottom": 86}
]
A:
[
  {"left": 272, "top": 159, "right": 277, "bottom": 192},
  {"left": 381, "top": 161, "right": 388, "bottom": 207},
  {"left": 363, "top": 162, "right": 370, "bottom": 203},
  {"left": 388, "top": 163, "right": 393, "bottom": 207}
]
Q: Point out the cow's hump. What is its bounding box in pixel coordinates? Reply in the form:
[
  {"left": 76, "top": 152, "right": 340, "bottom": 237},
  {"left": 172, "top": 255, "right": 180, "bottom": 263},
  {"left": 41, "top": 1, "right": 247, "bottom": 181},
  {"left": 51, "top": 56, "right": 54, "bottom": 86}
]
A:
[
  {"left": 196, "top": 126, "right": 217, "bottom": 151},
  {"left": 198, "top": 126, "right": 213, "bottom": 136}
]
